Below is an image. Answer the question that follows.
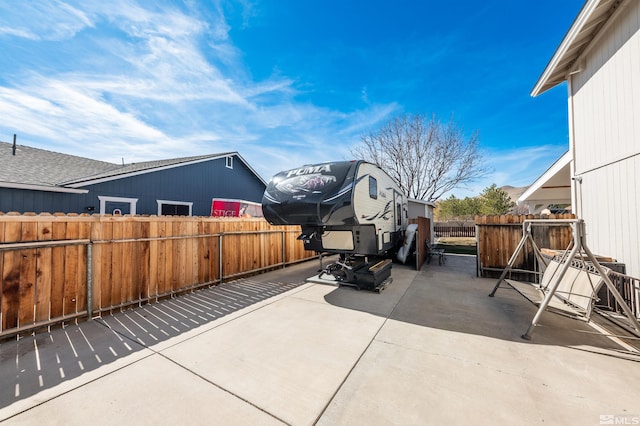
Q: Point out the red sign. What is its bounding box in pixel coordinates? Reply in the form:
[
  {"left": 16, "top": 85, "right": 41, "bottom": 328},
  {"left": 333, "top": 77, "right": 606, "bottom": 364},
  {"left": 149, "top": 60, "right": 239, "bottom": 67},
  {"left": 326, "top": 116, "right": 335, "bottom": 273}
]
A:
[{"left": 211, "top": 199, "right": 263, "bottom": 218}]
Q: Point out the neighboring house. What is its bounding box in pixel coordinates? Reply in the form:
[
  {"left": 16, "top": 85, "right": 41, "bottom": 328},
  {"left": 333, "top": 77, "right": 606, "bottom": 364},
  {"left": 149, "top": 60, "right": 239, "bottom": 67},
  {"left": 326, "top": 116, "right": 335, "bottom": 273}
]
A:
[
  {"left": 518, "top": 151, "right": 572, "bottom": 214},
  {"left": 526, "top": 0, "right": 640, "bottom": 276},
  {"left": 0, "top": 141, "right": 266, "bottom": 216}
]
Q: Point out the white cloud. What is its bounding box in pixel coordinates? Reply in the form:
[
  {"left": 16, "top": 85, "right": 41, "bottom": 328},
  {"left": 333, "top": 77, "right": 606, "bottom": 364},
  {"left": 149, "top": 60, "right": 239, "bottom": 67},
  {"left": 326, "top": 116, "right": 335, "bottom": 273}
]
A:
[
  {"left": 0, "top": 0, "right": 409, "bottom": 181},
  {"left": 0, "top": 1, "right": 93, "bottom": 41}
]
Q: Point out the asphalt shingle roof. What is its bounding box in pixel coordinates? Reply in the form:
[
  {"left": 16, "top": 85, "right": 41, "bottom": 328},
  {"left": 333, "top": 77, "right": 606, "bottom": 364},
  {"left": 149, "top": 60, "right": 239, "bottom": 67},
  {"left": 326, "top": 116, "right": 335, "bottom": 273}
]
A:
[
  {"left": 61, "top": 153, "right": 234, "bottom": 185},
  {"left": 0, "top": 141, "right": 236, "bottom": 188},
  {"left": 0, "top": 141, "right": 117, "bottom": 187}
]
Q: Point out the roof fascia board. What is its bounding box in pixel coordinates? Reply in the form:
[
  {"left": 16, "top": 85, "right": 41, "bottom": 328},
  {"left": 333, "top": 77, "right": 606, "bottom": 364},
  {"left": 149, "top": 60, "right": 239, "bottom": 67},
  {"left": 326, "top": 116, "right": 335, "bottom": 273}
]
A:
[
  {"left": 0, "top": 181, "right": 89, "bottom": 194},
  {"left": 566, "top": 0, "right": 630, "bottom": 74},
  {"left": 518, "top": 151, "right": 572, "bottom": 203},
  {"left": 531, "top": 0, "right": 602, "bottom": 97}
]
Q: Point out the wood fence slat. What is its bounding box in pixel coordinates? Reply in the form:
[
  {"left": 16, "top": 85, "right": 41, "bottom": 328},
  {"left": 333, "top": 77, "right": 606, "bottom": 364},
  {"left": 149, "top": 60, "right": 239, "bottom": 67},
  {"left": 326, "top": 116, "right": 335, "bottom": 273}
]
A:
[
  {"left": 2, "top": 250, "right": 21, "bottom": 330},
  {"left": 186, "top": 220, "right": 196, "bottom": 287},
  {"left": 35, "top": 219, "right": 53, "bottom": 322},
  {"left": 111, "top": 219, "right": 124, "bottom": 308},
  {"left": 196, "top": 220, "right": 207, "bottom": 284},
  {"left": 122, "top": 219, "right": 134, "bottom": 303},
  {"left": 1, "top": 215, "right": 316, "bottom": 336},
  {"left": 63, "top": 219, "right": 79, "bottom": 316},
  {"left": 50, "top": 220, "right": 66, "bottom": 318},
  {"left": 99, "top": 219, "right": 114, "bottom": 310},
  {"left": 90, "top": 218, "right": 102, "bottom": 314},
  {"left": 18, "top": 248, "right": 36, "bottom": 327},
  {"left": 4, "top": 220, "right": 21, "bottom": 243},
  {"left": 148, "top": 219, "right": 159, "bottom": 299},
  {"left": 35, "top": 246, "right": 52, "bottom": 323},
  {"left": 207, "top": 221, "right": 219, "bottom": 282},
  {"left": 163, "top": 220, "right": 174, "bottom": 294},
  {"left": 76, "top": 219, "right": 90, "bottom": 312},
  {"left": 173, "top": 220, "right": 185, "bottom": 291},
  {"left": 139, "top": 219, "right": 150, "bottom": 301}
]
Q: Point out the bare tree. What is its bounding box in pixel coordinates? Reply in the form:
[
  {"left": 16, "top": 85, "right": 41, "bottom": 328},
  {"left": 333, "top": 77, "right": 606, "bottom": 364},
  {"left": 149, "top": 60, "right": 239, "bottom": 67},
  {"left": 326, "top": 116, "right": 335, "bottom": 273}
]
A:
[{"left": 351, "top": 113, "right": 490, "bottom": 201}]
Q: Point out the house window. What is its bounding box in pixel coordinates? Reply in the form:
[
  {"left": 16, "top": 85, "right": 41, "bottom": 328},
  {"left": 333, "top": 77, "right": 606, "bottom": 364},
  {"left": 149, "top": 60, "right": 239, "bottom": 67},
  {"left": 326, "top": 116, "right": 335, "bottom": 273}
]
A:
[
  {"left": 226, "top": 156, "right": 233, "bottom": 169},
  {"left": 98, "top": 196, "right": 138, "bottom": 215},
  {"left": 369, "top": 176, "right": 377, "bottom": 199},
  {"left": 157, "top": 200, "right": 193, "bottom": 216}
]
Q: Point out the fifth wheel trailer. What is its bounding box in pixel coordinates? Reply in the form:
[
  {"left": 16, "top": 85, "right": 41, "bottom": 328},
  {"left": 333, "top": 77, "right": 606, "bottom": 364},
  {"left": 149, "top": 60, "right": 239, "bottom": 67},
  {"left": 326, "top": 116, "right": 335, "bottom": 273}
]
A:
[{"left": 262, "top": 160, "right": 408, "bottom": 290}]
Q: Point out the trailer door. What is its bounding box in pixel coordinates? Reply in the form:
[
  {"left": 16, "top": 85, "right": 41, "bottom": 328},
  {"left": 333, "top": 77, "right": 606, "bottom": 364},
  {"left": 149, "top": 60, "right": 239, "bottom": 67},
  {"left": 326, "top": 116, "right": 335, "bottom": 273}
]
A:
[{"left": 394, "top": 191, "right": 403, "bottom": 231}]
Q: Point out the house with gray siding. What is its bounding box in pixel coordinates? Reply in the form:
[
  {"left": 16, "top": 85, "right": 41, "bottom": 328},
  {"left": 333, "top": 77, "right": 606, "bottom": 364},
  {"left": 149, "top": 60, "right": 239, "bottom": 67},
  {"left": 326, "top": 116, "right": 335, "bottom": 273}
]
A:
[{"left": 0, "top": 141, "right": 266, "bottom": 216}]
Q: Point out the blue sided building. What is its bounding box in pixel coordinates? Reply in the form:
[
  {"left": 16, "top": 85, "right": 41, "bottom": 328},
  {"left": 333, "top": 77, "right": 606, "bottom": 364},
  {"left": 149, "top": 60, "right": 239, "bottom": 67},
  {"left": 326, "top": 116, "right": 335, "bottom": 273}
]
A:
[{"left": 0, "top": 141, "right": 266, "bottom": 216}]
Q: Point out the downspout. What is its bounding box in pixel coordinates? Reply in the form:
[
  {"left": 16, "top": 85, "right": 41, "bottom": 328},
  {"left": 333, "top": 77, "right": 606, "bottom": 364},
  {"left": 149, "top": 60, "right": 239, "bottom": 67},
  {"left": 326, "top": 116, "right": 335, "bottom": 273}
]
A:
[{"left": 567, "top": 76, "right": 582, "bottom": 218}]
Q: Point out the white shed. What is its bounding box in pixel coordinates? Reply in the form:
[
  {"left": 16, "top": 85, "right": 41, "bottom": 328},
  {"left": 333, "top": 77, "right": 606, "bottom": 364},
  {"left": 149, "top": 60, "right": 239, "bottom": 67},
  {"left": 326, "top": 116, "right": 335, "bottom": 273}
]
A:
[
  {"left": 408, "top": 198, "right": 436, "bottom": 242},
  {"left": 531, "top": 0, "right": 640, "bottom": 276}
]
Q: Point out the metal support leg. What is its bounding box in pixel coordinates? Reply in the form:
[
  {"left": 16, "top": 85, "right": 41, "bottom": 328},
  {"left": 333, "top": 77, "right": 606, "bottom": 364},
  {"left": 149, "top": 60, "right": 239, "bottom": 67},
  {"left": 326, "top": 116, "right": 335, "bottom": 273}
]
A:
[
  {"left": 521, "top": 241, "right": 581, "bottom": 340},
  {"left": 489, "top": 229, "right": 531, "bottom": 297},
  {"left": 582, "top": 237, "right": 640, "bottom": 335}
]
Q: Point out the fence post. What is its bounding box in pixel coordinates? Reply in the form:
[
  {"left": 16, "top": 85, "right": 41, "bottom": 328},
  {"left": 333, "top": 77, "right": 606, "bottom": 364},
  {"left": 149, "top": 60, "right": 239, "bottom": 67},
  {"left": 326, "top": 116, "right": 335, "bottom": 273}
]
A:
[
  {"left": 219, "top": 233, "right": 224, "bottom": 284},
  {"left": 281, "top": 231, "right": 286, "bottom": 268},
  {"left": 475, "top": 224, "right": 480, "bottom": 277},
  {"left": 415, "top": 229, "right": 420, "bottom": 271},
  {"left": 87, "top": 243, "right": 93, "bottom": 319}
]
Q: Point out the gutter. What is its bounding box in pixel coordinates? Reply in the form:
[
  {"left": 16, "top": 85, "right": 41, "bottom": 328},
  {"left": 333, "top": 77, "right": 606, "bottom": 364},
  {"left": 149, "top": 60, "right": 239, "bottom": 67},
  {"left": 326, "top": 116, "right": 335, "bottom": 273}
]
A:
[{"left": 0, "top": 181, "right": 89, "bottom": 194}]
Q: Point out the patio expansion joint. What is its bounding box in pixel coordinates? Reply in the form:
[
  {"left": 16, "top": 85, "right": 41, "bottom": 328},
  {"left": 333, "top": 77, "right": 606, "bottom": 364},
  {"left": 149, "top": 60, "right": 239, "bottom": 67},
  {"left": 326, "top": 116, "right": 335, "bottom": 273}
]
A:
[
  {"left": 313, "top": 271, "right": 418, "bottom": 424},
  {"left": 151, "top": 350, "right": 291, "bottom": 425},
  {"left": 91, "top": 290, "right": 309, "bottom": 426}
]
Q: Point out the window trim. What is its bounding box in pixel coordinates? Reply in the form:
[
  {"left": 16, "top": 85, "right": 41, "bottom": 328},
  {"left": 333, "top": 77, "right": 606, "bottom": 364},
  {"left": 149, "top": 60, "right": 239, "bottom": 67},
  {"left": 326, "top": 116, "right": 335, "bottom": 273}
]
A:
[
  {"left": 226, "top": 156, "right": 233, "bottom": 169},
  {"left": 98, "top": 196, "right": 138, "bottom": 215},
  {"left": 157, "top": 199, "right": 193, "bottom": 216}
]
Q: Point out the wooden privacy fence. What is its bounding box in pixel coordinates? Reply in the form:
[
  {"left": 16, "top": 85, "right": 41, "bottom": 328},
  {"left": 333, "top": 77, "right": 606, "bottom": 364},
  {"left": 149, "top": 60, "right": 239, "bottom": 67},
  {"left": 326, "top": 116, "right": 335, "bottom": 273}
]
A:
[
  {"left": 409, "top": 216, "right": 431, "bottom": 270},
  {"left": 0, "top": 214, "right": 315, "bottom": 338},
  {"left": 475, "top": 214, "right": 576, "bottom": 279},
  {"left": 434, "top": 225, "right": 475, "bottom": 238}
]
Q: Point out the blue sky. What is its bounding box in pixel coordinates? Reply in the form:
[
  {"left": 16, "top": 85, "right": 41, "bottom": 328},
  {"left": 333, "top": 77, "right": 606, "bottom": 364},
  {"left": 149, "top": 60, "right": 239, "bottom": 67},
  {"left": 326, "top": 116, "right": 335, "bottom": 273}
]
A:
[{"left": 0, "top": 0, "right": 584, "bottom": 198}]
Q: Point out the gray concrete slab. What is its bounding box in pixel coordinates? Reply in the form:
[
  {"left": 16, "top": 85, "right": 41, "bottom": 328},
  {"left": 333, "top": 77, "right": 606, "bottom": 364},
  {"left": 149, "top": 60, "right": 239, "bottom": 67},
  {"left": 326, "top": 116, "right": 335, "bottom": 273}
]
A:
[
  {"left": 3, "top": 354, "right": 284, "bottom": 426},
  {"left": 0, "top": 320, "right": 152, "bottom": 414},
  {"left": 1, "top": 254, "right": 639, "bottom": 426},
  {"left": 318, "top": 255, "right": 640, "bottom": 425},
  {"left": 160, "top": 285, "right": 389, "bottom": 425}
]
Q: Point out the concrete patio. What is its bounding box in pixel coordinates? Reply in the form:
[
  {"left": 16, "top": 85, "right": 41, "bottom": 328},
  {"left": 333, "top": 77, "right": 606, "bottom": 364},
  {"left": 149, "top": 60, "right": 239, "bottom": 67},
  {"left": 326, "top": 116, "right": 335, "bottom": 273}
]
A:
[{"left": 1, "top": 254, "right": 639, "bottom": 425}]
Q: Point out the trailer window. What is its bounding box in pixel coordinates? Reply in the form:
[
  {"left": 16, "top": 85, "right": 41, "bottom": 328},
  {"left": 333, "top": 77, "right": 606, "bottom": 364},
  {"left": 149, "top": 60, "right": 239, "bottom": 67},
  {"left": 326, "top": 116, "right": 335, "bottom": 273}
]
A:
[
  {"left": 397, "top": 203, "right": 402, "bottom": 226},
  {"left": 369, "top": 176, "right": 377, "bottom": 199}
]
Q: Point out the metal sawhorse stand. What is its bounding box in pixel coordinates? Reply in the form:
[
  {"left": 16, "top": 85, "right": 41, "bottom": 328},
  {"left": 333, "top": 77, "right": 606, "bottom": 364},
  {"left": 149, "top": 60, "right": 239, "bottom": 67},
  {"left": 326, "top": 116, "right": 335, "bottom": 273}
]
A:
[{"left": 488, "top": 219, "right": 640, "bottom": 340}]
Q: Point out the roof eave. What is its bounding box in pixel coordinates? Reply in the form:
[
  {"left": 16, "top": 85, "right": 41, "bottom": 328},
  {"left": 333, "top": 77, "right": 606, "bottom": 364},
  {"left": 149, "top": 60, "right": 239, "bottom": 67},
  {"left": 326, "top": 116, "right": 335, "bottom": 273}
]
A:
[
  {"left": 531, "top": 0, "right": 630, "bottom": 97},
  {"left": 408, "top": 198, "right": 437, "bottom": 208},
  {"left": 518, "top": 151, "right": 572, "bottom": 204},
  {"left": 66, "top": 152, "right": 267, "bottom": 188},
  {"left": 531, "top": 0, "right": 603, "bottom": 97},
  {"left": 0, "top": 181, "right": 89, "bottom": 194}
]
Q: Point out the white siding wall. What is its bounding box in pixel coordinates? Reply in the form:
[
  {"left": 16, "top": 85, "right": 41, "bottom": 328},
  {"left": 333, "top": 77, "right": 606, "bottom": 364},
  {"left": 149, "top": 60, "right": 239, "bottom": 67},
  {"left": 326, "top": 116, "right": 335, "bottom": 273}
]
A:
[{"left": 570, "top": 0, "right": 640, "bottom": 276}]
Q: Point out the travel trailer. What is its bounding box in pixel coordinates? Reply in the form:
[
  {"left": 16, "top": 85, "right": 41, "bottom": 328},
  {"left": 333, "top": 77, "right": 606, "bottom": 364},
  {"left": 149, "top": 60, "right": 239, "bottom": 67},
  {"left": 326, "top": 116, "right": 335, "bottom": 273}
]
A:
[{"left": 262, "top": 160, "right": 408, "bottom": 290}]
